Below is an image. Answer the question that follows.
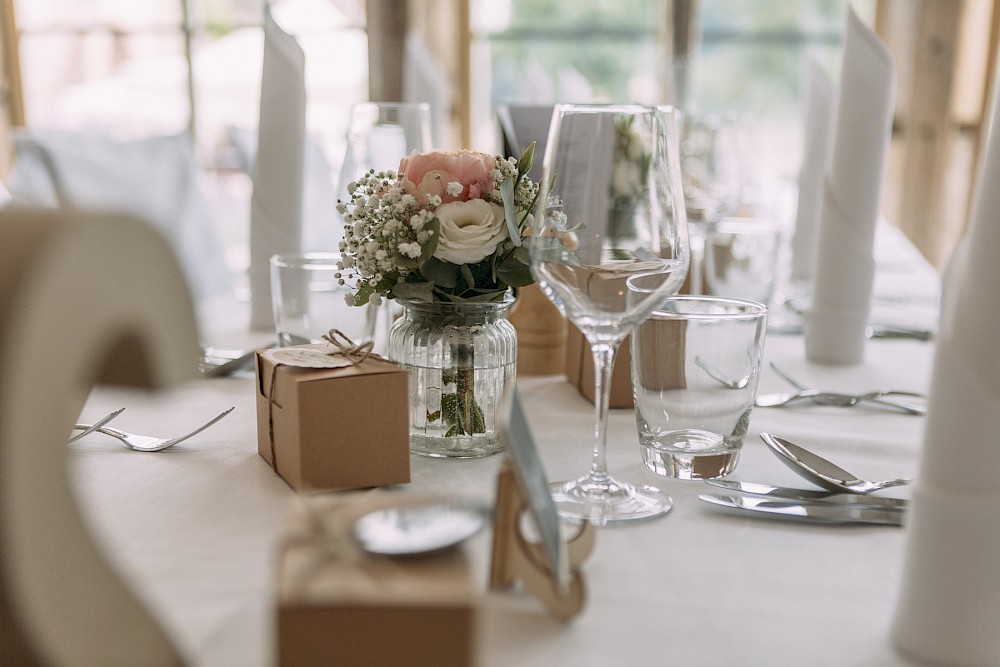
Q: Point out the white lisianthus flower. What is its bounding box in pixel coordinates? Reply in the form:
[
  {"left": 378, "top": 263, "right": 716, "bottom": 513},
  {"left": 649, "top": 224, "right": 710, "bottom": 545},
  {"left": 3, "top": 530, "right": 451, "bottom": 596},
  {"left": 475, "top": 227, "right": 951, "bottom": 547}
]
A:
[{"left": 433, "top": 199, "right": 509, "bottom": 265}]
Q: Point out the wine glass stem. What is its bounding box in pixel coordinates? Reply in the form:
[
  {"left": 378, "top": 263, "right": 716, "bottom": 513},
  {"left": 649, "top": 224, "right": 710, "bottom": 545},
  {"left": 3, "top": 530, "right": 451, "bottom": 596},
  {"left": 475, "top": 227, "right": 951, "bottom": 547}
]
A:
[{"left": 589, "top": 340, "right": 622, "bottom": 485}]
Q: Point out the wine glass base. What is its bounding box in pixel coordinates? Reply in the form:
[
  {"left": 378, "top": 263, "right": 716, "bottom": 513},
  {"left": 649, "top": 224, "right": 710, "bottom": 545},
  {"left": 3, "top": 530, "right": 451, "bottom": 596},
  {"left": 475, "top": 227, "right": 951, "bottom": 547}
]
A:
[{"left": 550, "top": 473, "right": 673, "bottom": 526}]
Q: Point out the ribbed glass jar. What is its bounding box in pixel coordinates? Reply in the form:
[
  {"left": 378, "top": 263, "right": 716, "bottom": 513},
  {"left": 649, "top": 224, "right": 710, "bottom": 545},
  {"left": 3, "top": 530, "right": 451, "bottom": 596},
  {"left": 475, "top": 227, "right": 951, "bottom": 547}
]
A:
[{"left": 388, "top": 295, "right": 517, "bottom": 458}]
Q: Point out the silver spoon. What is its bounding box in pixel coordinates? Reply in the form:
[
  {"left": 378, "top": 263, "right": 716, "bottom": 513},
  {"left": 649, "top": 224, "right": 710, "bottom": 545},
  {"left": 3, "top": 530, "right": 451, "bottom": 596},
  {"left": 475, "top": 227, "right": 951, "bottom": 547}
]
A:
[
  {"left": 353, "top": 503, "right": 488, "bottom": 556},
  {"left": 760, "top": 433, "right": 912, "bottom": 494}
]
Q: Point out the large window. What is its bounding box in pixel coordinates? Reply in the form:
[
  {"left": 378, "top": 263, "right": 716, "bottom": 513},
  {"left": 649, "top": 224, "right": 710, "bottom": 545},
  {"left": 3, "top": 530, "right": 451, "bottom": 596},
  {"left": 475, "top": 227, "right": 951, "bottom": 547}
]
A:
[
  {"left": 472, "top": 0, "right": 874, "bottom": 192},
  {"left": 13, "top": 0, "right": 368, "bottom": 276}
]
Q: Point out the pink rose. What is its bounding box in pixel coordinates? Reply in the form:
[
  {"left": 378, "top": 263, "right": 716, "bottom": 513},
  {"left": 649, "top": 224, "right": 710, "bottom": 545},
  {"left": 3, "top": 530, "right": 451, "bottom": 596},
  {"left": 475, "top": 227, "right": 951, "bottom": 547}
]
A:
[{"left": 397, "top": 149, "right": 496, "bottom": 204}]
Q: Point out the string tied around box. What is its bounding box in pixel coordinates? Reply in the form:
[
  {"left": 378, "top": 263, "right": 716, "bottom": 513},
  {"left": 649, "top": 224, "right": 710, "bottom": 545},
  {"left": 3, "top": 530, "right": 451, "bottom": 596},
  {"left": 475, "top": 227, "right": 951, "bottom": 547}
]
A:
[{"left": 264, "top": 330, "right": 385, "bottom": 474}]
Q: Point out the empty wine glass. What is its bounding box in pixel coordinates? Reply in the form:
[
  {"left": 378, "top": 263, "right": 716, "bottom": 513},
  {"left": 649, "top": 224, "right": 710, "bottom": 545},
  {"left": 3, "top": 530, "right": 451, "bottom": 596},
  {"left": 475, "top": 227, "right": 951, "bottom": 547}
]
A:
[
  {"left": 680, "top": 112, "right": 742, "bottom": 294},
  {"left": 531, "top": 104, "right": 690, "bottom": 524}
]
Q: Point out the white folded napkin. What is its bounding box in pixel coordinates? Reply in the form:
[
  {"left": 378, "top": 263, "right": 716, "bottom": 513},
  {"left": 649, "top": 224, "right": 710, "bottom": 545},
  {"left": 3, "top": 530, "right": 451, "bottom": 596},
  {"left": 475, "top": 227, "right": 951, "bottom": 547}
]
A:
[
  {"left": 790, "top": 57, "right": 833, "bottom": 283},
  {"left": 7, "top": 130, "right": 231, "bottom": 302},
  {"left": 804, "top": 8, "right": 895, "bottom": 365},
  {"left": 249, "top": 4, "right": 306, "bottom": 329},
  {"left": 229, "top": 126, "right": 340, "bottom": 253},
  {"left": 891, "top": 70, "right": 1000, "bottom": 665}
]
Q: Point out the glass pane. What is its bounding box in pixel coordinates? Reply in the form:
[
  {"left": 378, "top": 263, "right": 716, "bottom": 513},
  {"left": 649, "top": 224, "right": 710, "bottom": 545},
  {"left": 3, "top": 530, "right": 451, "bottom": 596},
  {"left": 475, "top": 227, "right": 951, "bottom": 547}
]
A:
[
  {"left": 20, "top": 32, "right": 189, "bottom": 135},
  {"left": 15, "top": 0, "right": 181, "bottom": 29}
]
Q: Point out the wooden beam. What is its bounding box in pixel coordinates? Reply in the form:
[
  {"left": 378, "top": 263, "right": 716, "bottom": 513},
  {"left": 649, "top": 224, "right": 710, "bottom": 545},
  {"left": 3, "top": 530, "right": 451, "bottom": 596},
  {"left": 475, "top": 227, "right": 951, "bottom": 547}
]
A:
[
  {"left": 367, "top": 0, "right": 407, "bottom": 102},
  {"left": 0, "top": 0, "right": 24, "bottom": 126},
  {"left": 896, "top": 0, "right": 962, "bottom": 266}
]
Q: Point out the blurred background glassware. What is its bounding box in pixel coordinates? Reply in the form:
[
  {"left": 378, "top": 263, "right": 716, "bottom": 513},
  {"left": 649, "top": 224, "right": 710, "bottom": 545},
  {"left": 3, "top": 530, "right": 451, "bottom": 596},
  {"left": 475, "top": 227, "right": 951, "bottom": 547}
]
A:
[
  {"left": 704, "top": 218, "right": 782, "bottom": 307},
  {"left": 270, "top": 253, "right": 377, "bottom": 347},
  {"left": 336, "top": 102, "right": 433, "bottom": 348},
  {"left": 531, "top": 104, "right": 690, "bottom": 524},
  {"left": 679, "top": 112, "right": 743, "bottom": 294},
  {"left": 631, "top": 296, "right": 767, "bottom": 480},
  {"left": 336, "top": 102, "right": 433, "bottom": 201}
]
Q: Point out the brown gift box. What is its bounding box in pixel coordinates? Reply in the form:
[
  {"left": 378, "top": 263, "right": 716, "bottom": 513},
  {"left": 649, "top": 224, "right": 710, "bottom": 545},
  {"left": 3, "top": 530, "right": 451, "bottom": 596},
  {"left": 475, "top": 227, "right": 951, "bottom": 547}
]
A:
[
  {"left": 277, "top": 495, "right": 476, "bottom": 667},
  {"left": 564, "top": 265, "right": 635, "bottom": 408},
  {"left": 565, "top": 326, "right": 635, "bottom": 408},
  {"left": 255, "top": 350, "right": 410, "bottom": 492}
]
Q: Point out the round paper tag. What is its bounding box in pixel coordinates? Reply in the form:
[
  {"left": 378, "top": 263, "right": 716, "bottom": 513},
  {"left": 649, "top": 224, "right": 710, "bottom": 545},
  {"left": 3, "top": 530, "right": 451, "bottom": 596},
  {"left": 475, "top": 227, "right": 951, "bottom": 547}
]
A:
[{"left": 263, "top": 343, "right": 355, "bottom": 369}]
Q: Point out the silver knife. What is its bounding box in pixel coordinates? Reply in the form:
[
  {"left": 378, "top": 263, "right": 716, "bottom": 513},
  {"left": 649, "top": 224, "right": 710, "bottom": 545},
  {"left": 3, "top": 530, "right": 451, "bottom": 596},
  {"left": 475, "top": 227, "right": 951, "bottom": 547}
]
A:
[
  {"left": 698, "top": 493, "right": 905, "bottom": 526},
  {"left": 704, "top": 480, "right": 908, "bottom": 508}
]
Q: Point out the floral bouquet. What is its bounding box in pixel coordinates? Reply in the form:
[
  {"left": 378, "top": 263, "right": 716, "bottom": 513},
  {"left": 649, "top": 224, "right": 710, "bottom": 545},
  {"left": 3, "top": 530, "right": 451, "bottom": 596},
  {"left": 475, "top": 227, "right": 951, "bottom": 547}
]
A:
[
  {"left": 334, "top": 145, "right": 542, "bottom": 450},
  {"left": 335, "top": 145, "right": 540, "bottom": 306}
]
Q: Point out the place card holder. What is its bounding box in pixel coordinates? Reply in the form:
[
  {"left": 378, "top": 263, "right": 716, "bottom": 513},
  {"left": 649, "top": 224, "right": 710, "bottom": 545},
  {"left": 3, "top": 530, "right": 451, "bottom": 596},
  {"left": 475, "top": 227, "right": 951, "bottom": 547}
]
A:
[{"left": 489, "top": 461, "right": 595, "bottom": 620}]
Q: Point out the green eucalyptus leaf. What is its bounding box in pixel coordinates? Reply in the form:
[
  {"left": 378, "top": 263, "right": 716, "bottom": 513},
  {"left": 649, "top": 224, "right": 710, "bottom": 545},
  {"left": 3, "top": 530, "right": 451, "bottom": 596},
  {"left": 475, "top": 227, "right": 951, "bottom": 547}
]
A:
[
  {"left": 391, "top": 281, "right": 435, "bottom": 302},
  {"left": 496, "top": 257, "right": 533, "bottom": 288},
  {"left": 418, "top": 218, "right": 441, "bottom": 265},
  {"left": 459, "top": 263, "right": 476, "bottom": 290},
  {"left": 499, "top": 178, "right": 522, "bottom": 247},
  {"left": 352, "top": 284, "right": 374, "bottom": 306},
  {"left": 517, "top": 141, "right": 536, "bottom": 178},
  {"left": 420, "top": 258, "right": 460, "bottom": 288}
]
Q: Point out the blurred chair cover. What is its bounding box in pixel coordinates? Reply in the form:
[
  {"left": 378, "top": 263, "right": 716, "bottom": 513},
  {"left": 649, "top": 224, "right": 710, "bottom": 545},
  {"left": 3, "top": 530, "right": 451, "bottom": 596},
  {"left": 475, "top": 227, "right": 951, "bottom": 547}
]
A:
[
  {"left": 0, "top": 206, "right": 197, "bottom": 665},
  {"left": 6, "top": 130, "right": 231, "bottom": 303}
]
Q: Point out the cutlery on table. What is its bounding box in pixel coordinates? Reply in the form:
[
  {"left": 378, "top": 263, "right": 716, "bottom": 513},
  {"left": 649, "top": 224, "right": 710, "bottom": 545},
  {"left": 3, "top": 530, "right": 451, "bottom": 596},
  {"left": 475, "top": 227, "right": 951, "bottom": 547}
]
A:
[
  {"left": 68, "top": 407, "right": 125, "bottom": 444},
  {"left": 754, "top": 389, "right": 927, "bottom": 414},
  {"left": 704, "top": 479, "right": 907, "bottom": 508},
  {"left": 72, "top": 407, "right": 235, "bottom": 452},
  {"left": 200, "top": 346, "right": 263, "bottom": 377},
  {"left": 757, "top": 363, "right": 927, "bottom": 415},
  {"left": 760, "top": 433, "right": 912, "bottom": 495},
  {"left": 698, "top": 493, "right": 905, "bottom": 526}
]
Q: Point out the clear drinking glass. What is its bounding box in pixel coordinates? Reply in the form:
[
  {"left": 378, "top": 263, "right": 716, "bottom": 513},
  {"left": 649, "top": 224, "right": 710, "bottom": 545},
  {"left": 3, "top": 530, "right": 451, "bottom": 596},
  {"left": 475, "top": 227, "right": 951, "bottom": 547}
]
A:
[
  {"left": 531, "top": 104, "right": 690, "bottom": 524},
  {"left": 631, "top": 296, "right": 767, "bottom": 480},
  {"left": 270, "top": 253, "right": 377, "bottom": 347}
]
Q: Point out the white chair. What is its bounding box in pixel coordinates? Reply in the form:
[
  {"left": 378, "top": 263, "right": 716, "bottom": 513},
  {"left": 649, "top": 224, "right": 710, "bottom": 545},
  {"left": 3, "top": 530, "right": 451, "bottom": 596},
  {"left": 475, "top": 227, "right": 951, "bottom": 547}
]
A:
[
  {"left": 0, "top": 206, "right": 197, "bottom": 665},
  {"left": 6, "top": 130, "right": 232, "bottom": 303}
]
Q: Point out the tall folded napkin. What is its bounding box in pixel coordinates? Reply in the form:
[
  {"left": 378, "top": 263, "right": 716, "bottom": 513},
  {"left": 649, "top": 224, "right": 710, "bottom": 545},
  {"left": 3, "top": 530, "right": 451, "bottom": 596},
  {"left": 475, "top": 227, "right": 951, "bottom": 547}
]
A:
[
  {"left": 790, "top": 57, "right": 834, "bottom": 283},
  {"left": 891, "top": 71, "right": 1000, "bottom": 666},
  {"left": 249, "top": 4, "right": 306, "bottom": 329},
  {"left": 804, "top": 8, "right": 895, "bottom": 365}
]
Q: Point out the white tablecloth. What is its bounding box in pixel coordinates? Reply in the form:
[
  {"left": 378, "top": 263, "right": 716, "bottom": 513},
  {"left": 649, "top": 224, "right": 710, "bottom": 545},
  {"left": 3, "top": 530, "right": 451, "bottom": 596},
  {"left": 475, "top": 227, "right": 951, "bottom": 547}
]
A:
[{"left": 72, "top": 222, "right": 940, "bottom": 666}]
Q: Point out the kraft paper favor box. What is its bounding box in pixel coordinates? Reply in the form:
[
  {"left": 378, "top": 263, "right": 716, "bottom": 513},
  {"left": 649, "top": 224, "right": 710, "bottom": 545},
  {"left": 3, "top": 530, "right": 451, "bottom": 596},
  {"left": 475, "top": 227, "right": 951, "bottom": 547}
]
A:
[
  {"left": 255, "top": 349, "right": 410, "bottom": 492},
  {"left": 277, "top": 495, "right": 476, "bottom": 667},
  {"left": 564, "top": 265, "right": 635, "bottom": 408},
  {"left": 565, "top": 325, "right": 634, "bottom": 408}
]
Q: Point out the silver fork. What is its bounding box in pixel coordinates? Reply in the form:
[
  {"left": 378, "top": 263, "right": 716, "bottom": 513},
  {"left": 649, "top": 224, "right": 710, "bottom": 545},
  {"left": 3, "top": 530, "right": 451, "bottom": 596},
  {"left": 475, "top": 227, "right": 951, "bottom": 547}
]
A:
[
  {"left": 68, "top": 407, "right": 125, "bottom": 443},
  {"left": 72, "top": 407, "right": 235, "bottom": 452},
  {"left": 766, "top": 363, "right": 927, "bottom": 414}
]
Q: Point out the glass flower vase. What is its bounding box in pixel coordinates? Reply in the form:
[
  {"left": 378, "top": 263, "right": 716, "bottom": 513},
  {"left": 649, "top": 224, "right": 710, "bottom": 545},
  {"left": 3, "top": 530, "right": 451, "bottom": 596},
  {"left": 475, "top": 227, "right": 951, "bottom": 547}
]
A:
[{"left": 389, "top": 295, "right": 517, "bottom": 458}]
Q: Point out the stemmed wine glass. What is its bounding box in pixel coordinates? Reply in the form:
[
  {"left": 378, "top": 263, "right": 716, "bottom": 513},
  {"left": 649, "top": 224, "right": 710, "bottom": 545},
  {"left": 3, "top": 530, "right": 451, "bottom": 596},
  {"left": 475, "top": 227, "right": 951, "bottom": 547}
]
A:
[{"left": 530, "top": 104, "right": 690, "bottom": 524}]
